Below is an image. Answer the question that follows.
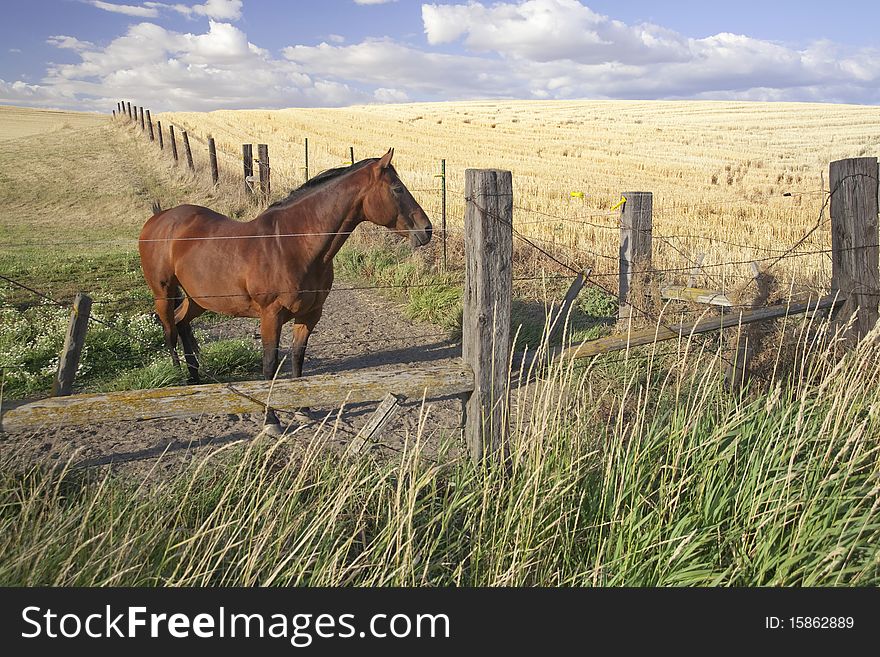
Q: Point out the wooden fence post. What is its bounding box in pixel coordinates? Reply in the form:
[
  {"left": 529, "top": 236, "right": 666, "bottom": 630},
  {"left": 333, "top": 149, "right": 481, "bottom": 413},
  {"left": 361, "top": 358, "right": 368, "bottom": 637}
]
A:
[
  {"left": 830, "top": 156, "right": 880, "bottom": 340},
  {"left": 441, "top": 158, "right": 447, "bottom": 271},
  {"left": 126, "top": 101, "right": 132, "bottom": 120},
  {"left": 182, "top": 130, "right": 194, "bottom": 170},
  {"left": 350, "top": 145, "right": 355, "bottom": 166},
  {"left": 52, "top": 293, "right": 92, "bottom": 397},
  {"left": 146, "top": 110, "right": 154, "bottom": 141},
  {"left": 463, "top": 168, "right": 513, "bottom": 465},
  {"left": 618, "top": 191, "right": 653, "bottom": 322},
  {"left": 139, "top": 106, "right": 145, "bottom": 131},
  {"left": 157, "top": 120, "right": 164, "bottom": 150},
  {"left": 304, "top": 137, "right": 309, "bottom": 181},
  {"left": 258, "top": 143, "right": 270, "bottom": 198},
  {"left": 242, "top": 144, "right": 254, "bottom": 194},
  {"left": 169, "top": 125, "right": 178, "bottom": 163},
  {"left": 208, "top": 137, "right": 219, "bottom": 185},
  {"left": 112, "top": 110, "right": 116, "bottom": 120}
]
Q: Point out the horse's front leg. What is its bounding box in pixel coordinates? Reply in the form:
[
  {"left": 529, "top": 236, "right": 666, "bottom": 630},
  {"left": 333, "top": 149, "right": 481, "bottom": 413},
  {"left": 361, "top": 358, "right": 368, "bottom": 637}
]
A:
[
  {"left": 258, "top": 306, "right": 290, "bottom": 432},
  {"left": 291, "top": 307, "right": 323, "bottom": 378}
]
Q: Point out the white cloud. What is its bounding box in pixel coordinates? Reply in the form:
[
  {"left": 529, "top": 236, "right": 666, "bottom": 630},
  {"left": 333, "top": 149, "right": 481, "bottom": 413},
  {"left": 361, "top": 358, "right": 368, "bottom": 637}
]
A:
[
  {"left": 353, "top": 0, "right": 399, "bottom": 5},
  {"left": 8, "top": 20, "right": 366, "bottom": 111},
  {"left": 7, "top": 0, "right": 880, "bottom": 111},
  {"left": 47, "top": 35, "right": 96, "bottom": 51},
  {"left": 373, "top": 87, "right": 409, "bottom": 102},
  {"left": 418, "top": 0, "right": 880, "bottom": 104},
  {"left": 8, "top": 48, "right": 22, "bottom": 54},
  {"left": 282, "top": 39, "right": 512, "bottom": 98},
  {"left": 144, "top": 0, "right": 243, "bottom": 20},
  {"left": 87, "top": 1, "right": 159, "bottom": 17},
  {"left": 89, "top": 0, "right": 243, "bottom": 21}
]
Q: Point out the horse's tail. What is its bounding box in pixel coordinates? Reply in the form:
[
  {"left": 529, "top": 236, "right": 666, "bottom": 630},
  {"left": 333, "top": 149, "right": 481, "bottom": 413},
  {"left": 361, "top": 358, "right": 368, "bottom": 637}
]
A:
[{"left": 151, "top": 200, "right": 162, "bottom": 215}]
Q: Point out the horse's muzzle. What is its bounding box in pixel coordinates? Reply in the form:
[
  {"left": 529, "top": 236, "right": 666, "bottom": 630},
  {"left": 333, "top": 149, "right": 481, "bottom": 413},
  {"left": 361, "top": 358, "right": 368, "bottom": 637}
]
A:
[{"left": 410, "top": 218, "right": 432, "bottom": 247}]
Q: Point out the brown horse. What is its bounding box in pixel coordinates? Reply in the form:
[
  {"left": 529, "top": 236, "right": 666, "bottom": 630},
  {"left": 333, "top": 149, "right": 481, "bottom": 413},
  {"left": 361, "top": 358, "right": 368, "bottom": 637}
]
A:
[{"left": 139, "top": 148, "right": 431, "bottom": 430}]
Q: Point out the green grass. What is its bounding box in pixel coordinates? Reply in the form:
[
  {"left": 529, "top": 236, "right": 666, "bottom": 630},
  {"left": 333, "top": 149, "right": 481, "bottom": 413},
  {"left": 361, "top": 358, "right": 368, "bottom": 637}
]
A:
[
  {"left": 335, "top": 238, "right": 616, "bottom": 346},
  {"left": 1, "top": 332, "right": 877, "bottom": 586}
]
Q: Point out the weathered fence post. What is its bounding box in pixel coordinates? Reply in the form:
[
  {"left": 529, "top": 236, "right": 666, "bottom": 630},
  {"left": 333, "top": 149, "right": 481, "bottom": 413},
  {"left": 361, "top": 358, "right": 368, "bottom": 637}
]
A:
[
  {"left": 169, "top": 125, "right": 178, "bottom": 163},
  {"left": 303, "top": 138, "right": 309, "bottom": 182},
  {"left": 548, "top": 270, "right": 589, "bottom": 345},
  {"left": 208, "top": 137, "right": 219, "bottom": 185},
  {"left": 112, "top": 109, "right": 116, "bottom": 120},
  {"left": 182, "top": 130, "right": 194, "bottom": 170},
  {"left": 350, "top": 145, "right": 355, "bottom": 166},
  {"left": 463, "top": 168, "right": 513, "bottom": 465},
  {"left": 242, "top": 144, "right": 254, "bottom": 194},
  {"left": 146, "top": 110, "right": 154, "bottom": 141},
  {"left": 441, "top": 158, "right": 447, "bottom": 271},
  {"left": 139, "top": 106, "right": 145, "bottom": 131},
  {"left": 830, "top": 156, "right": 880, "bottom": 340},
  {"left": 258, "top": 143, "right": 270, "bottom": 198},
  {"left": 126, "top": 101, "right": 132, "bottom": 120},
  {"left": 157, "top": 120, "right": 164, "bottom": 149},
  {"left": 52, "top": 293, "right": 92, "bottom": 397},
  {"left": 618, "top": 191, "right": 653, "bottom": 322},
  {"left": 724, "top": 262, "right": 773, "bottom": 392}
]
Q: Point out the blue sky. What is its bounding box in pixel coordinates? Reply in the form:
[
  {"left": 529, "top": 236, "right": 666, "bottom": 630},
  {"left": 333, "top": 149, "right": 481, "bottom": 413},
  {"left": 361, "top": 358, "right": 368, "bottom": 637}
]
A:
[{"left": 2, "top": 0, "right": 878, "bottom": 111}]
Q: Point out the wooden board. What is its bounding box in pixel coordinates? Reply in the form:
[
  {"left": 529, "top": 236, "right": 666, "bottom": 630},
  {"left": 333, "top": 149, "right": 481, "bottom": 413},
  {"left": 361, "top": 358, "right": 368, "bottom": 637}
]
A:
[
  {"left": 661, "top": 285, "right": 732, "bottom": 307},
  {"left": 558, "top": 296, "right": 842, "bottom": 361},
  {"left": 1, "top": 362, "right": 474, "bottom": 432}
]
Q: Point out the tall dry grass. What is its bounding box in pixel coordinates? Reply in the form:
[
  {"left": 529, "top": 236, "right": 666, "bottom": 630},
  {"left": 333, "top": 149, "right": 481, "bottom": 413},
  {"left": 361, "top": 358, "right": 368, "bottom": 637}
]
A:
[{"left": 1, "top": 311, "right": 877, "bottom": 586}]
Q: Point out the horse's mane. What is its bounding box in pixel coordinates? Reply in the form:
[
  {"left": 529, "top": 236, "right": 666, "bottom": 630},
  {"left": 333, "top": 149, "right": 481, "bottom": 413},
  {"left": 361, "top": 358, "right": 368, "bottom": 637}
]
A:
[{"left": 266, "top": 157, "right": 378, "bottom": 210}]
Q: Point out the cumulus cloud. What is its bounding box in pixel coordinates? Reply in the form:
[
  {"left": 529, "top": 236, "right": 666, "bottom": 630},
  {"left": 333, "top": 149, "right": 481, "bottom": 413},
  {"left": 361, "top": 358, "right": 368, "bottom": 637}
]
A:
[
  {"left": 282, "top": 39, "right": 513, "bottom": 99},
  {"left": 3, "top": 20, "right": 365, "bottom": 111},
  {"left": 418, "top": 0, "right": 880, "bottom": 104},
  {"left": 6, "top": 0, "right": 880, "bottom": 111}
]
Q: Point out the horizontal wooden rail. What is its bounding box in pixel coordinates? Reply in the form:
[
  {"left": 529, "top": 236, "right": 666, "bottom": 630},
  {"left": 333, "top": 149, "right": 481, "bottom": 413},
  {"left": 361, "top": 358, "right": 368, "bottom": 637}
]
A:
[
  {"left": 558, "top": 296, "right": 842, "bottom": 361},
  {"left": 661, "top": 285, "right": 732, "bottom": 307},
  {"left": 1, "top": 361, "right": 474, "bottom": 432}
]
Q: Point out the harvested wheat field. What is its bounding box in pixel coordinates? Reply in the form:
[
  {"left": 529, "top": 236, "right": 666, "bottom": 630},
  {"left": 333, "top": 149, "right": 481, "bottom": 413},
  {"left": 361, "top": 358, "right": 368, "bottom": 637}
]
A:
[
  {"left": 161, "top": 100, "right": 880, "bottom": 291},
  {"left": 0, "top": 105, "right": 105, "bottom": 140}
]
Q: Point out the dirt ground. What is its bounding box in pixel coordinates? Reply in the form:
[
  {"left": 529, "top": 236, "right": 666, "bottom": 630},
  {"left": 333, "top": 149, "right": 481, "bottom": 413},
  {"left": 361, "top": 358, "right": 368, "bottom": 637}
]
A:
[{"left": 0, "top": 280, "right": 467, "bottom": 478}]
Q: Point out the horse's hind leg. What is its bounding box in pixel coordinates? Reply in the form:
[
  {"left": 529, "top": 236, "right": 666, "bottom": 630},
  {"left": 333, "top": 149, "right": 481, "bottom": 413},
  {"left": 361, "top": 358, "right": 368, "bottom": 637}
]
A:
[
  {"left": 153, "top": 287, "right": 181, "bottom": 369},
  {"left": 178, "top": 324, "right": 200, "bottom": 384},
  {"left": 175, "top": 297, "right": 205, "bottom": 384}
]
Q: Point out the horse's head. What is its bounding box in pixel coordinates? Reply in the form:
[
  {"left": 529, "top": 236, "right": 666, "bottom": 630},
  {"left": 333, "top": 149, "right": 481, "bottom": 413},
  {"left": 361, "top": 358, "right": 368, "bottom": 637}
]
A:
[{"left": 362, "top": 148, "right": 432, "bottom": 247}]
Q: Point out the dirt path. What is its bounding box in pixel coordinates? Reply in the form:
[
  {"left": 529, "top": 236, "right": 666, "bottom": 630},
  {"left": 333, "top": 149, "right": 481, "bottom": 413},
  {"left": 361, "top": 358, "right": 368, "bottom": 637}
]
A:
[
  {"left": 1, "top": 113, "right": 467, "bottom": 477},
  {"left": 2, "top": 279, "right": 465, "bottom": 477}
]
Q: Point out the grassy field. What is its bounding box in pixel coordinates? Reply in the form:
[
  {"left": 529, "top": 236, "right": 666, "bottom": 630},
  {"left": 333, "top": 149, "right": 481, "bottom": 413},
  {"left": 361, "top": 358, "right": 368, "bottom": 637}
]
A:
[
  {"left": 0, "top": 105, "right": 106, "bottom": 140},
  {"left": 161, "top": 100, "right": 880, "bottom": 290},
  {"left": 1, "top": 103, "right": 878, "bottom": 586},
  {"left": 0, "top": 108, "right": 265, "bottom": 396}
]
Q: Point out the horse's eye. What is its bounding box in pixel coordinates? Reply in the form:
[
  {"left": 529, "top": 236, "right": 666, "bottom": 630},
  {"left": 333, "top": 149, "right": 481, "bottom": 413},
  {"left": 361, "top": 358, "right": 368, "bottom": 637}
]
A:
[{"left": 391, "top": 185, "right": 404, "bottom": 196}]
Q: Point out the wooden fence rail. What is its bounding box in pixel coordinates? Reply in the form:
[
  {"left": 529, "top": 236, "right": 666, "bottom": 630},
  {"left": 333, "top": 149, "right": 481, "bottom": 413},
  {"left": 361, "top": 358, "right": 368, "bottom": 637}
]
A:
[
  {"left": 558, "top": 296, "right": 842, "bottom": 361},
  {"left": 1, "top": 362, "right": 473, "bottom": 433}
]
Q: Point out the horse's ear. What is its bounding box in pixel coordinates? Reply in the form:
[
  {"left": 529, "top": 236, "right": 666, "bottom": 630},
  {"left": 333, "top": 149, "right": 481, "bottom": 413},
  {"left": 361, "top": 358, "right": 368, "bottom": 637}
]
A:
[{"left": 378, "top": 148, "right": 394, "bottom": 169}]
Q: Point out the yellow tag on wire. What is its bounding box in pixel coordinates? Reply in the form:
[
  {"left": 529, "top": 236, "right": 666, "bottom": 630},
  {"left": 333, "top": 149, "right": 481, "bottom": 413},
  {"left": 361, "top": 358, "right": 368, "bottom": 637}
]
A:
[
  {"left": 570, "top": 191, "right": 585, "bottom": 199},
  {"left": 610, "top": 196, "right": 627, "bottom": 211}
]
